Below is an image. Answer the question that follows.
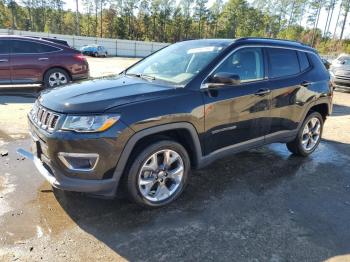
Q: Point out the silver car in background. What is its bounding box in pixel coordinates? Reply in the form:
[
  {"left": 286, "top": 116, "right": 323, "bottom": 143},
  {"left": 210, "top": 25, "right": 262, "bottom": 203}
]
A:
[{"left": 330, "top": 54, "right": 350, "bottom": 90}]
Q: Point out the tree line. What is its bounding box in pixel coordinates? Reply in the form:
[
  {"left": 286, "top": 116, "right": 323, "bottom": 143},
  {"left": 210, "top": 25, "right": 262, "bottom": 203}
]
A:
[{"left": 1, "top": 0, "right": 350, "bottom": 55}]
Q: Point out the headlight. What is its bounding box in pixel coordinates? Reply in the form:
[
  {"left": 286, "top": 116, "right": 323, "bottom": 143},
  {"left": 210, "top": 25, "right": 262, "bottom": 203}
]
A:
[{"left": 62, "top": 114, "right": 120, "bottom": 132}]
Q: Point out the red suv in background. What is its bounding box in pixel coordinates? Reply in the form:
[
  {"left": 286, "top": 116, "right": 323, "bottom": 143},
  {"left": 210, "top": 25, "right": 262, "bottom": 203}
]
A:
[{"left": 0, "top": 35, "right": 89, "bottom": 88}]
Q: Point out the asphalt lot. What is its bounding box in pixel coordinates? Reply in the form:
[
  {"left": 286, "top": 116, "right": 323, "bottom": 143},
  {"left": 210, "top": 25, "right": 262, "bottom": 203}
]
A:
[{"left": 1, "top": 57, "right": 350, "bottom": 261}]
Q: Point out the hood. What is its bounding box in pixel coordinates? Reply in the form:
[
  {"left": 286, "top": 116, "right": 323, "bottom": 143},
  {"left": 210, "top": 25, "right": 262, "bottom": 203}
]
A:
[{"left": 39, "top": 75, "right": 174, "bottom": 113}]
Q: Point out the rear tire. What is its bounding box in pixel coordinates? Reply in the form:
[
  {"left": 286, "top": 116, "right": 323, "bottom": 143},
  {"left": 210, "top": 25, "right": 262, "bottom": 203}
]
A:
[
  {"left": 126, "top": 140, "right": 190, "bottom": 208},
  {"left": 43, "top": 68, "right": 70, "bottom": 88},
  {"left": 286, "top": 111, "right": 324, "bottom": 157}
]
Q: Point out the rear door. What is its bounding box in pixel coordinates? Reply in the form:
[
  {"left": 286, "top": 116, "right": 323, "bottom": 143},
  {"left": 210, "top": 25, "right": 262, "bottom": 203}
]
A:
[
  {"left": 0, "top": 39, "right": 11, "bottom": 84},
  {"left": 265, "top": 47, "right": 310, "bottom": 138},
  {"left": 10, "top": 40, "right": 59, "bottom": 84}
]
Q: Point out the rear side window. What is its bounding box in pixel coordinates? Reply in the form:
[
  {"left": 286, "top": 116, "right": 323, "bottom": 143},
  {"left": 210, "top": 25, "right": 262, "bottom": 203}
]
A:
[
  {"left": 267, "top": 48, "right": 300, "bottom": 78},
  {"left": 11, "top": 40, "right": 60, "bottom": 54},
  {"left": 298, "top": 51, "right": 310, "bottom": 71},
  {"left": 0, "top": 40, "right": 9, "bottom": 54},
  {"left": 39, "top": 44, "right": 60, "bottom": 53}
]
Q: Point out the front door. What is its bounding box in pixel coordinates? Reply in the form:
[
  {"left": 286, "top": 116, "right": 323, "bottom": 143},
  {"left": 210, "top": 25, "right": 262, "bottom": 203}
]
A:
[
  {"left": 0, "top": 39, "right": 11, "bottom": 84},
  {"left": 202, "top": 47, "right": 271, "bottom": 154}
]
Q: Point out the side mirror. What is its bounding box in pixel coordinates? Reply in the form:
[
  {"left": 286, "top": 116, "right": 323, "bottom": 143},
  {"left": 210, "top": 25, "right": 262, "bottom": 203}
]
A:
[{"left": 208, "top": 72, "right": 240, "bottom": 87}]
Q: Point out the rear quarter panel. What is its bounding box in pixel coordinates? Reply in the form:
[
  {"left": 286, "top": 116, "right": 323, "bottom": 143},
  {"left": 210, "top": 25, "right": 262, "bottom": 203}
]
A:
[{"left": 46, "top": 49, "right": 89, "bottom": 79}]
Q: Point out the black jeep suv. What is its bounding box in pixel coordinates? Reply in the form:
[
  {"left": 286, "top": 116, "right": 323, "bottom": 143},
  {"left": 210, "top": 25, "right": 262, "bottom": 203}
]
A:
[{"left": 18, "top": 38, "right": 332, "bottom": 207}]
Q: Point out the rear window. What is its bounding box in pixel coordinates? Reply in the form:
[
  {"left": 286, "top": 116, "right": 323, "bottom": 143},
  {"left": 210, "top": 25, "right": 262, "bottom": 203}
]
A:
[
  {"left": 267, "top": 48, "right": 300, "bottom": 78},
  {"left": 298, "top": 51, "right": 310, "bottom": 71},
  {"left": 0, "top": 40, "right": 9, "bottom": 54},
  {"left": 11, "top": 40, "right": 60, "bottom": 54}
]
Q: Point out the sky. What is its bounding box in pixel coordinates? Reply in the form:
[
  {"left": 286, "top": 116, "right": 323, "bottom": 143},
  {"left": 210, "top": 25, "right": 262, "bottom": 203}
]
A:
[{"left": 64, "top": 0, "right": 349, "bottom": 39}]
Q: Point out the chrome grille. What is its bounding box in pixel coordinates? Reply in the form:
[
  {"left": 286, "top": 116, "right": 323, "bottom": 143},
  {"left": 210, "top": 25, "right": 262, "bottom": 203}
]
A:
[{"left": 30, "top": 101, "right": 61, "bottom": 132}]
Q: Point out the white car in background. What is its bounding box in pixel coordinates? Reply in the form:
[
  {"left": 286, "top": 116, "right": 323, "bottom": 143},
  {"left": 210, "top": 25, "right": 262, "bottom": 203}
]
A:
[{"left": 330, "top": 54, "right": 350, "bottom": 90}]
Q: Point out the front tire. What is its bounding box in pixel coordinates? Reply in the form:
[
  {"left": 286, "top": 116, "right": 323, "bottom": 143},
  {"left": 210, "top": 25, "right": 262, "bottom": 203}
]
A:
[
  {"left": 286, "top": 111, "right": 324, "bottom": 156},
  {"left": 126, "top": 140, "right": 190, "bottom": 208}
]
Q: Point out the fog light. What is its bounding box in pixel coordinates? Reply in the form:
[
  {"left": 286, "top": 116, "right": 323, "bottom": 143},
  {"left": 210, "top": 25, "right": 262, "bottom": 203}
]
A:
[{"left": 58, "top": 152, "right": 99, "bottom": 172}]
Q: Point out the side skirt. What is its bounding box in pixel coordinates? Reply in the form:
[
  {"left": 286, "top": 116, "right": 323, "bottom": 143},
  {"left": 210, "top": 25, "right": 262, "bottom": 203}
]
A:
[{"left": 196, "top": 130, "right": 298, "bottom": 169}]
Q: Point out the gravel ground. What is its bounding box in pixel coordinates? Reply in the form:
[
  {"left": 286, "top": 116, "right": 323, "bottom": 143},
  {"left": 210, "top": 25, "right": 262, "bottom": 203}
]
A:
[{"left": 0, "top": 58, "right": 350, "bottom": 261}]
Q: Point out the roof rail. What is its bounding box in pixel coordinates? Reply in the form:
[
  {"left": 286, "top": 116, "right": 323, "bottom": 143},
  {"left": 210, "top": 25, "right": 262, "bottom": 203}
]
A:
[{"left": 237, "top": 37, "right": 306, "bottom": 45}]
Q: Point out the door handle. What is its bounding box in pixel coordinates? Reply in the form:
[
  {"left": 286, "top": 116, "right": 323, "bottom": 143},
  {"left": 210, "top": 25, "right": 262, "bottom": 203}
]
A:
[
  {"left": 38, "top": 57, "right": 49, "bottom": 61},
  {"left": 0, "top": 59, "right": 8, "bottom": 62},
  {"left": 301, "top": 81, "right": 310, "bottom": 87},
  {"left": 255, "top": 88, "right": 271, "bottom": 96}
]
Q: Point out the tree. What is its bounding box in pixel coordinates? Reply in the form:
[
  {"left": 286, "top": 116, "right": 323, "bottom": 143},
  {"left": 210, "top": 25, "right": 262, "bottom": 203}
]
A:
[
  {"left": 308, "top": 0, "right": 323, "bottom": 46},
  {"left": 75, "top": 0, "right": 80, "bottom": 35},
  {"left": 0, "top": 0, "right": 349, "bottom": 56},
  {"left": 339, "top": 0, "right": 350, "bottom": 40},
  {"left": 209, "top": 0, "right": 223, "bottom": 37},
  {"left": 194, "top": 0, "right": 208, "bottom": 38},
  {"left": 82, "top": 0, "right": 93, "bottom": 36},
  {"left": 180, "top": 0, "right": 193, "bottom": 39}
]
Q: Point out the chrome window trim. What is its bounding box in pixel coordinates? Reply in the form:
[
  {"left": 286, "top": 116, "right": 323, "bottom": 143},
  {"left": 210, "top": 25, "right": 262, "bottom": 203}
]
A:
[
  {"left": 200, "top": 44, "right": 316, "bottom": 89},
  {"left": 9, "top": 39, "right": 63, "bottom": 55},
  {"left": 58, "top": 152, "right": 100, "bottom": 172}
]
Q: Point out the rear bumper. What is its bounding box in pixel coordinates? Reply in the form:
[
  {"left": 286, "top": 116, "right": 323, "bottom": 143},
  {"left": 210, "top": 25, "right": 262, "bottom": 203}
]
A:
[{"left": 72, "top": 72, "right": 89, "bottom": 81}]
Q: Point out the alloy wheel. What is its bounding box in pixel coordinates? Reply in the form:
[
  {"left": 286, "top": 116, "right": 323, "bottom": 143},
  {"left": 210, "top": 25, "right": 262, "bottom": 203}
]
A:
[
  {"left": 48, "top": 72, "right": 68, "bottom": 87},
  {"left": 301, "top": 117, "right": 321, "bottom": 151},
  {"left": 138, "top": 149, "right": 184, "bottom": 202}
]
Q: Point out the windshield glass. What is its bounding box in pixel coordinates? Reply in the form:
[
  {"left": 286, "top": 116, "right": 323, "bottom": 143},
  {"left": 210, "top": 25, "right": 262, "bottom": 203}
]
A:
[
  {"left": 339, "top": 56, "right": 350, "bottom": 65},
  {"left": 126, "top": 40, "right": 231, "bottom": 86}
]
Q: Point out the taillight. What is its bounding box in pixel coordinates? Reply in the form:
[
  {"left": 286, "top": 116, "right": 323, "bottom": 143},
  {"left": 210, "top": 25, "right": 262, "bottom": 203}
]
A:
[{"left": 74, "top": 54, "right": 86, "bottom": 61}]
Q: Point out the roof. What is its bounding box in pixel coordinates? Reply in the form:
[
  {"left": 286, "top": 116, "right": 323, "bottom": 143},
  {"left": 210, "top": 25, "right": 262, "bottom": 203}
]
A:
[
  {"left": 0, "top": 35, "right": 68, "bottom": 47},
  {"left": 181, "top": 37, "right": 315, "bottom": 52},
  {"left": 236, "top": 37, "right": 316, "bottom": 52}
]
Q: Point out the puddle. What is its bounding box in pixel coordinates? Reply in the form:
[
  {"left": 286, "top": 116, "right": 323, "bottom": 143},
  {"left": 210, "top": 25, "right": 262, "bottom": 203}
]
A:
[
  {"left": 0, "top": 174, "right": 16, "bottom": 217},
  {"left": 0, "top": 139, "right": 75, "bottom": 246}
]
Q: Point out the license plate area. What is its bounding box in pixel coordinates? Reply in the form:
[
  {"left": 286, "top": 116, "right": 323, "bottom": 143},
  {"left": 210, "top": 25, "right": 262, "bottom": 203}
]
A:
[{"left": 31, "top": 133, "right": 42, "bottom": 159}]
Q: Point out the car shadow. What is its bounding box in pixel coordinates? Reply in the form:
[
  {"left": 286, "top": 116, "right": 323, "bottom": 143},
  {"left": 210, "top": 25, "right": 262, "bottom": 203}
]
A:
[
  {"left": 0, "top": 94, "right": 37, "bottom": 105},
  {"left": 51, "top": 142, "right": 348, "bottom": 261},
  {"left": 331, "top": 103, "right": 350, "bottom": 117}
]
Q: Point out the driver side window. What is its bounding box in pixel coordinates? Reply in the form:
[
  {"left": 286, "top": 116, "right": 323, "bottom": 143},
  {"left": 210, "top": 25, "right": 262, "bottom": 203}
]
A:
[{"left": 214, "top": 47, "right": 264, "bottom": 83}]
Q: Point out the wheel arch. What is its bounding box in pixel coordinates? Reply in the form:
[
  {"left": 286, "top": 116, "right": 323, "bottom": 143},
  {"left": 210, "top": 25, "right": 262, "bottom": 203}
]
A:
[
  {"left": 111, "top": 122, "right": 203, "bottom": 195},
  {"left": 309, "top": 103, "right": 329, "bottom": 120}
]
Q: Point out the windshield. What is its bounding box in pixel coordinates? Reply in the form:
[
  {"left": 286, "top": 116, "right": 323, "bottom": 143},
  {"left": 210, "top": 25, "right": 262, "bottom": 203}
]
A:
[
  {"left": 338, "top": 56, "right": 350, "bottom": 65},
  {"left": 126, "top": 41, "right": 231, "bottom": 86}
]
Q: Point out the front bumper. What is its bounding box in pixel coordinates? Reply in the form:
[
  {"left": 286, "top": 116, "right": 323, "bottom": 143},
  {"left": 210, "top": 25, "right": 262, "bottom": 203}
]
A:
[
  {"left": 18, "top": 114, "right": 134, "bottom": 197},
  {"left": 17, "top": 148, "right": 117, "bottom": 196}
]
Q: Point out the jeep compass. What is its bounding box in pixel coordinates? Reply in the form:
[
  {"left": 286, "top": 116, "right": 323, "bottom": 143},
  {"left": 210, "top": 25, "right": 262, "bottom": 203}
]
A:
[{"left": 18, "top": 38, "right": 332, "bottom": 207}]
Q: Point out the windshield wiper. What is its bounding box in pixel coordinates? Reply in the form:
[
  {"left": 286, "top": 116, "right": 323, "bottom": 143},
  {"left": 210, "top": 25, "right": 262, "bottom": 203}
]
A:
[{"left": 125, "top": 72, "right": 156, "bottom": 81}]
